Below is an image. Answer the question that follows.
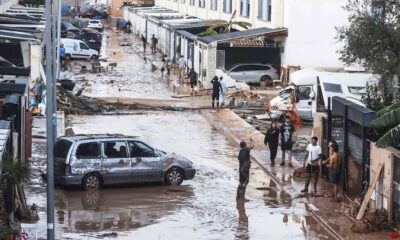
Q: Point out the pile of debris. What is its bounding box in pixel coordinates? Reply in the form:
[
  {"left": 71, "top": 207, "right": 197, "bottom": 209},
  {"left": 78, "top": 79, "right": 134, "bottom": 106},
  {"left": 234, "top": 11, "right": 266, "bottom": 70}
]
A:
[
  {"left": 351, "top": 209, "right": 389, "bottom": 233},
  {"left": 57, "top": 87, "right": 140, "bottom": 114}
]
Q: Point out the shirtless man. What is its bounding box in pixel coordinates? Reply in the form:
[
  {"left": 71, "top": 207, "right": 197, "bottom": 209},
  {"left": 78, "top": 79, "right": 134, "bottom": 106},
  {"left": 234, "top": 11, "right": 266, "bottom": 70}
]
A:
[{"left": 323, "top": 142, "right": 342, "bottom": 200}]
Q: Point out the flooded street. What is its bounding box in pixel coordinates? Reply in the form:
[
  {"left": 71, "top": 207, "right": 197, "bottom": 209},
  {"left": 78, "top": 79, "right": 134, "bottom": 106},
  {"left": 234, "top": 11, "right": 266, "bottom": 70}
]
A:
[
  {"left": 24, "top": 27, "right": 332, "bottom": 239},
  {"left": 69, "top": 29, "right": 175, "bottom": 99},
  {"left": 27, "top": 112, "right": 332, "bottom": 239}
]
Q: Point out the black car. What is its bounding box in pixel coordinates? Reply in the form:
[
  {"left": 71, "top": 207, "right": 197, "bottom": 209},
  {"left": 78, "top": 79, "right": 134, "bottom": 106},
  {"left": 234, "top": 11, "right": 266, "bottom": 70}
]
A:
[
  {"left": 75, "top": 28, "right": 102, "bottom": 52},
  {"left": 61, "top": 21, "right": 80, "bottom": 38}
]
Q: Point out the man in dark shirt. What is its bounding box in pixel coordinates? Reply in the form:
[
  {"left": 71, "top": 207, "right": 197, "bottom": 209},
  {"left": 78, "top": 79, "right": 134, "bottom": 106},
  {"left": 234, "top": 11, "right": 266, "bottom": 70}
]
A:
[
  {"left": 211, "top": 76, "right": 223, "bottom": 109},
  {"left": 141, "top": 34, "right": 147, "bottom": 52},
  {"left": 237, "top": 138, "right": 254, "bottom": 201},
  {"left": 280, "top": 116, "right": 295, "bottom": 167},
  {"left": 150, "top": 34, "right": 158, "bottom": 54}
]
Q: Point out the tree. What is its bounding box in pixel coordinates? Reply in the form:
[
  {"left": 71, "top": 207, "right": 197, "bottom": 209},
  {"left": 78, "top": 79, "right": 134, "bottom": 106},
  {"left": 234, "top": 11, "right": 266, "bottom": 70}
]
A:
[
  {"left": 370, "top": 102, "right": 400, "bottom": 148},
  {"left": 198, "top": 10, "right": 252, "bottom": 37},
  {"left": 337, "top": 0, "right": 400, "bottom": 106}
]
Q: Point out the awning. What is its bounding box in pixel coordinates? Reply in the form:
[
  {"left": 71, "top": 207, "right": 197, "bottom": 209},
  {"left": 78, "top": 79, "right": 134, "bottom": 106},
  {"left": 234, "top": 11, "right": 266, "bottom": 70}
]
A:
[
  {"left": 0, "top": 83, "right": 27, "bottom": 95},
  {"left": 0, "top": 29, "right": 39, "bottom": 41},
  {"left": 199, "top": 27, "right": 288, "bottom": 45}
]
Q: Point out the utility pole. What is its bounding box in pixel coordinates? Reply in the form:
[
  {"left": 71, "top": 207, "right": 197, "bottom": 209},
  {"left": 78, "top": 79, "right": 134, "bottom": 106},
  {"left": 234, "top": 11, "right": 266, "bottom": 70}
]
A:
[{"left": 45, "top": 0, "right": 56, "bottom": 236}]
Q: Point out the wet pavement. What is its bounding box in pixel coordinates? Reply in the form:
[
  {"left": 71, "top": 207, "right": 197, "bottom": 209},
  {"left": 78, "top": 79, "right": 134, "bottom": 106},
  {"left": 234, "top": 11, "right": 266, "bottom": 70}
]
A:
[
  {"left": 26, "top": 112, "right": 334, "bottom": 239},
  {"left": 23, "top": 27, "right": 335, "bottom": 239},
  {"left": 68, "top": 29, "right": 174, "bottom": 99}
]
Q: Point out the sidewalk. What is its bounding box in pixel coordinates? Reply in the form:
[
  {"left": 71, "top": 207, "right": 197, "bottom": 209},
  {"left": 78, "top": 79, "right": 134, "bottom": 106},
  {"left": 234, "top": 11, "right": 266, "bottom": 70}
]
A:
[{"left": 202, "top": 109, "right": 388, "bottom": 240}]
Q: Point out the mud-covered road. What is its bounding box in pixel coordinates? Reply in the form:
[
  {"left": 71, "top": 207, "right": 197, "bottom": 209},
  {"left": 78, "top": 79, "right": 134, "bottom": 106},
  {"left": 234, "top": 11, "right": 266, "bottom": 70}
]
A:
[
  {"left": 27, "top": 112, "right": 333, "bottom": 239},
  {"left": 24, "top": 28, "right": 330, "bottom": 239}
]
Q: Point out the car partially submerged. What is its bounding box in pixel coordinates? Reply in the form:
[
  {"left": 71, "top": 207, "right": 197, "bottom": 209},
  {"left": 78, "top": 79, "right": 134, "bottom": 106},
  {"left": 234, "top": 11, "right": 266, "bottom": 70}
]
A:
[{"left": 54, "top": 134, "right": 196, "bottom": 190}]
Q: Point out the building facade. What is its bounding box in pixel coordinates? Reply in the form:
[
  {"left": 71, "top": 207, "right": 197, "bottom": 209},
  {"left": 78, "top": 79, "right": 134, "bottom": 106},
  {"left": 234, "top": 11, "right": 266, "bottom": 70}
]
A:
[{"left": 154, "top": 0, "right": 351, "bottom": 74}]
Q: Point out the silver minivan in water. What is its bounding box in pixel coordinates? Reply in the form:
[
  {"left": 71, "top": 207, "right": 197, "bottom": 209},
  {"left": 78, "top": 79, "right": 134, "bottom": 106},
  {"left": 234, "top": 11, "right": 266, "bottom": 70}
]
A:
[{"left": 54, "top": 134, "right": 196, "bottom": 190}]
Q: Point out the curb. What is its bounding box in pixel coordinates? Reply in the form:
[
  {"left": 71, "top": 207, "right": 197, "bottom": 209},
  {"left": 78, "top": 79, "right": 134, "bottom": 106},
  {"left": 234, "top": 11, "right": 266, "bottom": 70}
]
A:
[{"left": 201, "top": 109, "right": 345, "bottom": 240}]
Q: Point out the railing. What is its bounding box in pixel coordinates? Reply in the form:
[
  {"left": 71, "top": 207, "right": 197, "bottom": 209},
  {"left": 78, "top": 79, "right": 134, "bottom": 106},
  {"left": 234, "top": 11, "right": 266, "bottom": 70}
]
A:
[{"left": 20, "top": 223, "right": 47, "bottom": 240}]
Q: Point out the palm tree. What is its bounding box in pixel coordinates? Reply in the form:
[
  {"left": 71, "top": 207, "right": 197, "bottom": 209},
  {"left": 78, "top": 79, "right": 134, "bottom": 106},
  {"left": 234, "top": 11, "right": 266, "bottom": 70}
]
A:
[
  {"left": 370, "top": 101, "right": 400, "bottom": 147},
  {"left": 198, "top": 10, "right": 252, "bottom": 37}
]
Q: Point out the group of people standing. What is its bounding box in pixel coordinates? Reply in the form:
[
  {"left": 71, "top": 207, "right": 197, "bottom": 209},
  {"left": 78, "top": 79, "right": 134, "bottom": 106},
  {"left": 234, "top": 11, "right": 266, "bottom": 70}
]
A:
[{"left": 237, "top": 117, "right": 342, "bottom": 201}]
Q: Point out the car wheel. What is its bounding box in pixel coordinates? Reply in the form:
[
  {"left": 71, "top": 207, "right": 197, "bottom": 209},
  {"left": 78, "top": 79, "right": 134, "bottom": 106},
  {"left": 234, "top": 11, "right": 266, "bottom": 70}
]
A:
[
  {"left": 65, "top": 54, "right": 71, "bottom": 61},
  {"left": 165, "top": 167, "right": 184, "bottom": 185},
  {"left": 91, "top": 54, "right": 98, "bottom": 60},
  {"left": 82, "top": 173, "right": 102, "bottom": 190},
  {"left": 261, "top": 75, "right": 272, "bottom": 83}
]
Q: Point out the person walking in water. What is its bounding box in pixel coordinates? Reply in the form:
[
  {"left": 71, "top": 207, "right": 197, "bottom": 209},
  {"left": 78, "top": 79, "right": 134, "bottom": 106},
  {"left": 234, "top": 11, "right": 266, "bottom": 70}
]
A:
[
  {"left": 150, "top": 34, "right": 158, "bottom": 54},
  {"left": 211, "top": 76, "right": 223, "bottom": 109},
  {"left": 301, "top": 136, "right": 322, "bottom": 195},
  {"left": 237, "top": 138, "right": 254, "bottom": 201},
  {"left": 189, "top": 68, "right": 198, "bottom": 94},
  {"left": 141, "top": 34, "right": 147, "bottom": 52},
  {"left": 323, "top": 142, "right": 342, "bottom": 200},
  {"left": 264, "top": 121, "right": 280, "bottom": 166},
  {"left": 280, "top": 116, "right": 296, "bottom": 167}
]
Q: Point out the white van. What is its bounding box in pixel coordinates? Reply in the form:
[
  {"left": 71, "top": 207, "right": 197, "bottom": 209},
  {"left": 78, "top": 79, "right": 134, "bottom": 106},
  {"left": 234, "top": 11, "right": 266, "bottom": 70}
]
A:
[
  {"left": 269, "top": 69, "right": 379, "bottom": 121},
  {"left": 61, "top": 38, "right": 99, "bottom": 60}
]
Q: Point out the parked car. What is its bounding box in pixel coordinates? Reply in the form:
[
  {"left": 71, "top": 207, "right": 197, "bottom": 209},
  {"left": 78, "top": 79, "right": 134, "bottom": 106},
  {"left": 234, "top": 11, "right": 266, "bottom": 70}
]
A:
[
  {"left": 54, "top": 134, "right": 196, "bottom": 190},
  {"left": 61, "top": 21, "right": 80, "bottom": 38},
  {"left": 79, "top": 8, "right": 108, "bottom": 19},
  {"left": 75, "top": 28, "right": 102, "bottom": 51},
  {"left": 60, "top": 38, "right": 99, "bottom": 60},
  {"left": 87, "top": 19, "right": 103, "bottom": 31},
  {"left": 226, "top": 63, "right": 279, "bottom": 85}
]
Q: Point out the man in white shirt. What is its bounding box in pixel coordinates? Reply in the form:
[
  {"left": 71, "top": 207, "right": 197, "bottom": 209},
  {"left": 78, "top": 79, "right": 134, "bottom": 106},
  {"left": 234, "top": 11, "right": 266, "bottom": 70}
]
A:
[
  {"left": 219, "top": 76, "right": 228, "bottom": 106},
  {"left": 301, "top": 136, "right": 322, "bottom": 194},
  {"left": 177, "top": 55, "right": 187, "bottom": 82}
]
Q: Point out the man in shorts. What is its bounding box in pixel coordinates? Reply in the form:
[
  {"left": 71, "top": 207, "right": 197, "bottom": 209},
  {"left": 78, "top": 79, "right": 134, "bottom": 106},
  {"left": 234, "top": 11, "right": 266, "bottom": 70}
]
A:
[
  {"left": 280, "top": 116, "right": 295, "bottom": 167},
  {"left": 301, "top": 137, "right": 322, "bottom": 194}
]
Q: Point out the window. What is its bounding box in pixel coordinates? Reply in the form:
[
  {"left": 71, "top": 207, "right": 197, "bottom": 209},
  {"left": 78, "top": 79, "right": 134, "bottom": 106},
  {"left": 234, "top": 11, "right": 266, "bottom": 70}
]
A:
[
  {"left": 323, "top": 83, "right": 343, "bottom": 93},
  {"left": 348, "top": 86, "right": 366, "bottom": 95},
  {"left": 199, "top": 0, "right": 205, "bottom": 8},
  {"left": 258, "top": 0, "right": 272, "bottom": 21},
  {"left": 76, "top": 142, "right": 100, "bottom": 159},
  {"left": 54, "top": 140, "right": 72, "bottom": 158},
  {"left": 129, "top": 141, "right": 157, "bottom": 158},
  {"left": 210, "top": 0, "right": 217, "bottom": 10},
  {"left": 190, "top": 0, "right": 195, "bottom": 6},
  {"left": 240, "top": 0, "right": 250, "bottom": 17},
  {"left": 223, "top": 0, "right": 232, "bottom": 13},
  {"left": 80, "top": 42, "right": 89, "bottom": 50},
  {"left": 247, "top": 65, "right": 270, "bottom": 71},
  {"left": 230, "top": 65, "right": 248, "bottom": 72},
  {"left": 181, "top": 0, "right": 185, "bottom": 3},
  {"left": 104, "top": 141, "right": 128, "bottom": 158},
  {"left": 298, "top": 86, "right": 312, "bottom": 100}
]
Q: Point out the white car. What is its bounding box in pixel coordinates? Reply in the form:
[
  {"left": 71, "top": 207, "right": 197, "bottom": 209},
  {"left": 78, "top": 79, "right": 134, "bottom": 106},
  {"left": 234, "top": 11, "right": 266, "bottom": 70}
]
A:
[
  {"left": 87, "top": 20, "right": 103, "bottom": 31},
  {"left": 226, "top": 63, "right": 279, "bottom": 85},
  {"left": 61, "top": 38, "right": 99, "bottom": 60}
]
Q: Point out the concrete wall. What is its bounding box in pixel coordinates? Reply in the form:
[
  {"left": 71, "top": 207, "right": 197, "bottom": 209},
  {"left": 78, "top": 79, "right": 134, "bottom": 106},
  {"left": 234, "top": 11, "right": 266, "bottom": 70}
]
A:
[
  {"left": 0, "top": 0, "right": 18, "bottom": 14},
  {"left": 281, "top": 0, "right": 347, "bottom": 69},
  {"left": 155, "top": 0, "right": 284, "bottom": 29},
  {"left": 30, "top": 43, "right": 42, "bottom": 87},
  {"left": 370, "top": 143, "right": 399, "bottom": 219}
]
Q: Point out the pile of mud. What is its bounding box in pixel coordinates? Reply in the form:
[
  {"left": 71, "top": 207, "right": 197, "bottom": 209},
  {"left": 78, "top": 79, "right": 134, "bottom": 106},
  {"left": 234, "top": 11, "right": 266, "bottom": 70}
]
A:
[{"left": 57, "top": 87, "right": 140, "bottom": 114}]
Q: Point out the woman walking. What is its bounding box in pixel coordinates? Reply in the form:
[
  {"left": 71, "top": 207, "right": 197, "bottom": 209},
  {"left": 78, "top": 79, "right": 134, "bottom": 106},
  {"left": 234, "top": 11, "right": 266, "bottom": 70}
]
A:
[{"left": 264, "top": 121, "right": 280, "bottom": 166}]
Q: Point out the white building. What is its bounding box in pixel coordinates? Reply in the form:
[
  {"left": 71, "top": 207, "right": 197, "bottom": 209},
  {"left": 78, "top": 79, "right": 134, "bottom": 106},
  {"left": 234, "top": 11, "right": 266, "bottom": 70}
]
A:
[{"left": 154, "top": 0, "right": 351, "bottom": 78}]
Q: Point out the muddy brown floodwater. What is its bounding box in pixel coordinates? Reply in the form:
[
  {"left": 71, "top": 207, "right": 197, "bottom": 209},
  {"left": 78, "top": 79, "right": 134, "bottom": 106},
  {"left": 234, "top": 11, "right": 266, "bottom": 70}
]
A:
[
  {"left": 26, "top": 111, "right": 334, "bottom": 240},
  {"left": 69, "top": 29, "right": 175, "bottom": 99}
]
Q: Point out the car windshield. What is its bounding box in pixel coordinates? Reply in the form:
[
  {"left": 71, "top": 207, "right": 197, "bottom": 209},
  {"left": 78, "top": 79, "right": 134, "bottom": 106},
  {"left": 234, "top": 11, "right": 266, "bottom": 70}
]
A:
[
  {"left": 54, "top": 139, "right": 72, "bottom": 158},
  {"left": 90, "top": 20, "right": 100, "bottom": 24}
]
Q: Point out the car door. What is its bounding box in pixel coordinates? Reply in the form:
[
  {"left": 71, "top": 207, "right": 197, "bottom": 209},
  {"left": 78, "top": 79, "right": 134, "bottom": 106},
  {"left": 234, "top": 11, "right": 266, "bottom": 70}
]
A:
[
  {"left": 128, "top": 141, "right": 163, "bottom": 183},
  {"left": 295, "top": 85, "right": 314, "bottom": 120},
  {"left": 229, "top": 65, "right": 248, "bottom": 82},
  {"left": 102, "top": 140, "right": 132, "bottom": 185},
  {"left": 79, "top": 42, "right": 91, "bottom": 59},
  {"left": 71, "top": 141, "right": 102, "bottom": 175}
]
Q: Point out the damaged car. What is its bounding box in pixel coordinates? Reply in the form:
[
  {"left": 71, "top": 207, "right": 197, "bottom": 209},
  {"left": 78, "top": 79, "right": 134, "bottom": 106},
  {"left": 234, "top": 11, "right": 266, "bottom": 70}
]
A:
[{"left": 54, "top": 135, "right": 196, "bottom": 190}]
